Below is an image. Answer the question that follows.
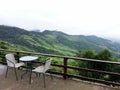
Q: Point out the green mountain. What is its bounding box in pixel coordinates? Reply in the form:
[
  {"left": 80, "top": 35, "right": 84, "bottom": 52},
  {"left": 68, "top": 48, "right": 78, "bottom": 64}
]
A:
[{"left": 0, "top": 25, "right": 120, "bottom": 56}]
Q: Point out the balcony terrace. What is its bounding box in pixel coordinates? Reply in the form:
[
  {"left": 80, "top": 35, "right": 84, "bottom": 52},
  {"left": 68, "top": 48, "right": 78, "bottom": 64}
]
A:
[
  {"left": 0, "top": 66, "right": 118, "bottom": 90},
  {"left": 0, "top": 49, "right": 120, "bottom": 90}
]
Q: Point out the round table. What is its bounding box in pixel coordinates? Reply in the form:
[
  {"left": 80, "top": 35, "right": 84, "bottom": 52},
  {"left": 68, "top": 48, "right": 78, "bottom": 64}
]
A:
[
  {"left": 20, "top": 56, "right": 38, "bottom": 84},
  {"left": 20, "top": 56, "right": 38, "bottom": 62}
]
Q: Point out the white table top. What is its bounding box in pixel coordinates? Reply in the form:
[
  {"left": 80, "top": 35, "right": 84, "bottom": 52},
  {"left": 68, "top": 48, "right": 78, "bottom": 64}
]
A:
[{"left": 20, "top": 56, "right": 38, "bottom": 62}]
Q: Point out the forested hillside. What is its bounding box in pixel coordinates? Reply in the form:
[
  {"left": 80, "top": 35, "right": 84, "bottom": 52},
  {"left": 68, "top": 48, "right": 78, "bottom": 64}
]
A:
[{"left": 0, "top": 25, "right": 120, "bottom": 57}]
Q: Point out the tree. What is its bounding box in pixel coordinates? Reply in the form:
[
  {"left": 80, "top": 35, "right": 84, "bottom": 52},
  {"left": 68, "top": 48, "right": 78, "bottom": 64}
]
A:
[
  {"left": 0, "top": 41, "right": 8, "bottom": 49},
  {"left": 76, "top": 50, "right": 97, "bottom": 77},
  {"left": 76, "top": 49, "right": 115, "bottom": 80},
  {"left": 95, "top": 49, "right": 111, "bottom": 60}
]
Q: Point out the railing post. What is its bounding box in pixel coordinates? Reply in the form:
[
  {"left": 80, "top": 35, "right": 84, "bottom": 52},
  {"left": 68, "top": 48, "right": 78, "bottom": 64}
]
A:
[
  {"left": 16, "top": 52, "right": 20, "bottom": 63},
  {"left": 63, "top": 58, "right": 68, "bottom": 79}
]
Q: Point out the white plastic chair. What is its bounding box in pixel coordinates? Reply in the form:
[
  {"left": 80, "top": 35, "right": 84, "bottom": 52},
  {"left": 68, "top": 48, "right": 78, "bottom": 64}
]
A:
[
  {"left": 5, "top": 53, "right": 24, "bottom": 80},
  {"left": 32, "top": 59, "right": 53, "bottom": 88}
]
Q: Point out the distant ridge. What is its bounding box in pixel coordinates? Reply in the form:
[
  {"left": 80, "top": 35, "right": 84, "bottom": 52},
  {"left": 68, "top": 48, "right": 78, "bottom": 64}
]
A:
[
  {"left": 0, "top": 25, "right": 120, "bottom": 56},
  {"left": 32, "top": 29, "right": 41, "bottom": 32}
]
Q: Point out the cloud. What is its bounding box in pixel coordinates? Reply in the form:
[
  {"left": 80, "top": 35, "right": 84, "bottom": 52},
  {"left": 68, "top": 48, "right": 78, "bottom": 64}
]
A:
[{"left": 0, "top": 0, "right": 120, "bottom": 39}]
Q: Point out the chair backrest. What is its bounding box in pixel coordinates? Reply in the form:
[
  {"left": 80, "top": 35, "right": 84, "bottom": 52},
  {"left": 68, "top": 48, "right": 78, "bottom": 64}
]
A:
[
  {"left": 44, "top": 59, "right": 52, "bottom": 72},
  {"left": 5, "top": 54, "right": 16, "bottom": 67}
]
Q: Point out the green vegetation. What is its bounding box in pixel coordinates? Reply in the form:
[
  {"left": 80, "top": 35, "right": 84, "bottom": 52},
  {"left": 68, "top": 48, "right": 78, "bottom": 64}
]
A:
[
  {"left": 0, "top": 41, "right": 8, "bottom": 49},
  {"left": 0, "top": 25, "right": 120, "bottom": 57},
  {"left": 75, "top": 49, "right": 120, "bottom": 82}
]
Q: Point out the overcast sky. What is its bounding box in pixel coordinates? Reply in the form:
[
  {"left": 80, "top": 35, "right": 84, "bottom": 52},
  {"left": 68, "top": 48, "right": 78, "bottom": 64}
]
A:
[{"left": 0, "top": 0, "right": 120, "bottom": 39}]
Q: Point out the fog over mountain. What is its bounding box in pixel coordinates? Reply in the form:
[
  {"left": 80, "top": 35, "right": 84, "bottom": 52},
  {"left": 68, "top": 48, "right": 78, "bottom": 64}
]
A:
[{"left": 0, "top": 0, "right": 120, "bottom": 40}]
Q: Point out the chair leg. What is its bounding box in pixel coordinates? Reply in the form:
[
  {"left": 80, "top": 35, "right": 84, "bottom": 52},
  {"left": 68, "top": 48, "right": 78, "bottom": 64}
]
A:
[
  {"left": 14, "top": 67, "right": 18, "bottom": 81},
  {"left": 39, "top": 73, "right": 41, "bottom": 77},
  {"left": 35, "top": 73, "right": 38, "bottom": 77},
  {"left": 43, "top": 73, "right": 46, "bottom": 88},
  {"left": 5, "top": 66, "right": 8, "bottom": 78},
  {"left": 50, "top": 73, "right": 53, "bottom": 80},
  {"left": 35, "top": 73, "right": 41, "bottom": 77},
  {"left": 29, "top": 68, "right": 32, "bottom": 84}
]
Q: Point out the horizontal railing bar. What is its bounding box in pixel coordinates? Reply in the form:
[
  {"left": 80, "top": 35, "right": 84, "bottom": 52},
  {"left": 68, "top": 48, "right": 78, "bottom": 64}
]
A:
[
  {"left": 33, "top": 61, "right": 120, "bottom": 76},
  {"left": 67, "top": 74, "right": 120, "bottom": 86},
  {"left": 0, "top": 49, "right": 120, "bottom": 65},
  {"left": 47, "top": 71, "right": 64, "bottom": 76},
  {"left": 1, "top": 59, "right": 120, "bottom": 77},
  {"left": 48, "top": 71, "right": 120, "bottom": 86},
  {"left": 33, "top": 61, "right": 64, "bottom": 67},
  {"left": 0, "top": 61, "right": 6, "bottom": 65},
  {"left": 67, "top": 66, "right": 120, "bottom": 76}
]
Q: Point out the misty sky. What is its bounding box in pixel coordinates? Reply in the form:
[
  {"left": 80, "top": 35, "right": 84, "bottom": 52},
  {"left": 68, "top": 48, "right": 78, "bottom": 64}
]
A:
[{"left": 0, "top": 0, "right": 120, "bottom": 39}]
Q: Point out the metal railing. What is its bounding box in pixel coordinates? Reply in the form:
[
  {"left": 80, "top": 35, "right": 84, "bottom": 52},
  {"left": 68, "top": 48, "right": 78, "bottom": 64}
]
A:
[{"left": 0, "top": 49, "right": 120, "bottom": 87}]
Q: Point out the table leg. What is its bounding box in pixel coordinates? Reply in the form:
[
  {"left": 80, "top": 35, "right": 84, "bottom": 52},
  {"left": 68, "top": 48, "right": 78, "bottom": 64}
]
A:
[
  {"left": 29, "top": 61, "right": 32, "bottom": 84},
  {"left": 21, "top": 61, "right": 33, "bottom": 84},
  {"left": 29, "top": 67, "right": 32, "bottom": 84},
  {"left": 21, "top": 62, "right": 28, "bottom": 79}
]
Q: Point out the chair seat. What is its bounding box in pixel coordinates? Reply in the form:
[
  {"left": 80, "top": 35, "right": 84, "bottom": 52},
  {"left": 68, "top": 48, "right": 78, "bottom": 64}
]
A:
[
  {"left": 32, "top": 59, "right": 52, "bottom": 88},
  {"left": 32, "top": 65, "right": 45, "bottom": 73},
  {"left": 9, "top": 62, "right": 24, "bottom": 68}
]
